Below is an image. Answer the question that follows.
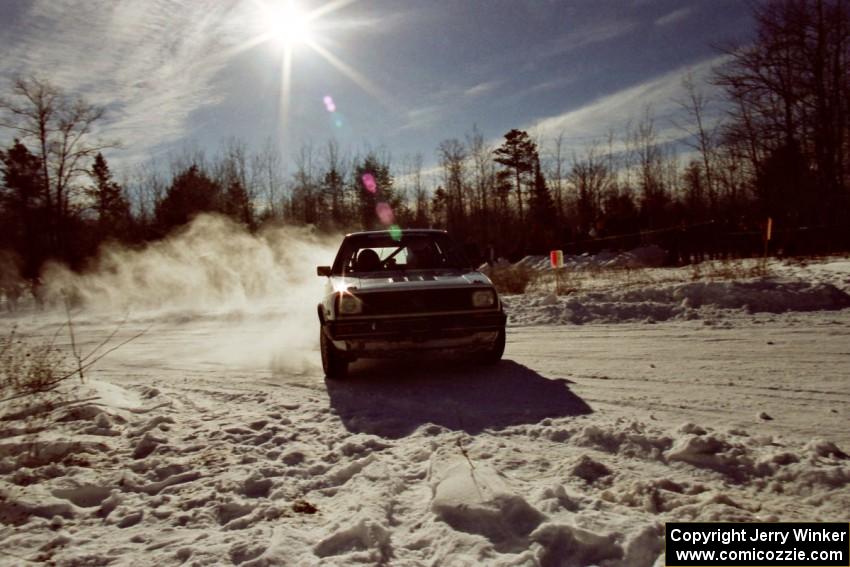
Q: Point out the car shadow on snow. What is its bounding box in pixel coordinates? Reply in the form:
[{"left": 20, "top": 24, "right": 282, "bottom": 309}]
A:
[{"left": 325, "top": 358, "right": 592, "bottom": 439}]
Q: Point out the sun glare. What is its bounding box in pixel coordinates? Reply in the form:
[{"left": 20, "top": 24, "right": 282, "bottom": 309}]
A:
[
  {"left": 236, "top": 0, "right": 391, "bottom": 142},
  {"left": 266, "top": 1, "right": 313, "bottom": 47}
]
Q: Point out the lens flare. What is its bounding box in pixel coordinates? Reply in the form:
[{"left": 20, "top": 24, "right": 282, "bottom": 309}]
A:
[
  {"left": 326, "top": 112, "right": 345, "bottom": 129},
  {"left": 332, "top": 278, "right": 353, "bottom": 294},
  {"left": 376, "top": 202, "right": 395, "bottom": 225},
  {"left": 389, "top": 224, "right": 402, "bottom": 241},
  {"left": 362, "top": 173, "right": 377, "bottom": 194},
  {"left": 323, "top": 95, "right": 336, "bottom": 112}
]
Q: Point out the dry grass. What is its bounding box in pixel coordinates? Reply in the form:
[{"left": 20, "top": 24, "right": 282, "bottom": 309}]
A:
[
  {"left": 522, "top": 257, "right": 776, "bottom": 296},
  {"left": 1, "top": 310, "right": 147, "bottom": 420},
  {"left": 484, "top": 264, "right": 537, "bottom": 294},
  {"left": 690, "top": 258, "right": 772, "bottom": 281},
  {"left": 0, "top": 325, "right": 78, "bottom": 426},
  {"left": 0, "top": 326, "right": 71, "bottom": 401}
]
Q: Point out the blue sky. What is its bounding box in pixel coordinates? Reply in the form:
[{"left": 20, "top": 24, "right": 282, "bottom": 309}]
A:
[{"left": 0, "top": 0, "right": 756, "bottom": 173}]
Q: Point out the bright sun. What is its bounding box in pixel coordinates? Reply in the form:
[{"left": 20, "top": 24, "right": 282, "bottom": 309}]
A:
[
  {"left": 238, "top": 0, "right": 390, "bottom": 140},
  {"left": 266, "top": 1, "right": 313, "bottom": 47}
]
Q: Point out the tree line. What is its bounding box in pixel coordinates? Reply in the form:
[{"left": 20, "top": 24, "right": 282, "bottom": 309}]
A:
[{"left": 2, "top": 0, "right": 849, "bottom": 290}]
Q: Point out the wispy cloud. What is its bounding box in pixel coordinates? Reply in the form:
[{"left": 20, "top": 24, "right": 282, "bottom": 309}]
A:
[
  {"left": 400, "top": 105, "right": 443, "bottom": 131},
  {"left": 525, "top": 55, "right": 728, "bottom": 151},
  {"left": 464, "top": 80, "right": 501, "bottom": 98},
  {"left": 500, "top": 76, "right": 578, "bottom": 106},
  {"left": 457, "top": 16, "right": 637, "bottom": 75},
  {"left": 655, "top": 6, "right": 694, "bottom": 27},
  {"left": 399, "top": 79, "right": 503, "bottom": 131},
  {"left": 537, "top": 19, "right": 638, "bottom": 59},
  {"left": 0, "top": 0, "right": 247, "bottom": 167},
  {"left": 522, "top": 76, "right": 577, "bottom": 94}
]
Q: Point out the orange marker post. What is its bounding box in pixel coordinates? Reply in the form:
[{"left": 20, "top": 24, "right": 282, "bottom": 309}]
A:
[
  {"left": 762, "top": 217, "right": 773, "bottom": 270},
  {"left": 550, "top": 250, "right": 564, "bottom": 294}
]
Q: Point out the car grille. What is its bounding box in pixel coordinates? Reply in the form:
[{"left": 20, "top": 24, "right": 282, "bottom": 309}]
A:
[
  {"left": 330, "top": 312, "right": 505, "bottom": 339},
  {"left": 357, "top": 288, "right": 475, "bottom": 315}
]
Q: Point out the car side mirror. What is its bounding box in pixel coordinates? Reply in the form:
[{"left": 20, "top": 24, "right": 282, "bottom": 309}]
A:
[{"left": 317, "top": 266, "right": 332, "bottom": 277}]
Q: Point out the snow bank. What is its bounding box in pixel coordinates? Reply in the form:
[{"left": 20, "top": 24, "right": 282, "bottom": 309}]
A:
[{"left": 505, "top": 279, "right": 850, "bottom": 325}]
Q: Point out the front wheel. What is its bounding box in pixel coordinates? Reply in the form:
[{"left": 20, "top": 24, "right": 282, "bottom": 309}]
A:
[
  {"left": 479, "top": 328, "right": 505, "bottom": 364},
  {"left": 320, "top": 327, "right": 348, "bottom": 379}
]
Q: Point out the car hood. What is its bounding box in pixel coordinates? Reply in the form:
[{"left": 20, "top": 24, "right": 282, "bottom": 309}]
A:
[{"left": 330, "top": 270, "right": 493, "bottom": 293}]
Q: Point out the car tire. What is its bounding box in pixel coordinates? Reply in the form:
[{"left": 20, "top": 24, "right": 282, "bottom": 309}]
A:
[
  {"left": 479, "top": 328, "right": 505, "bottom": 364},
  {"left": 320, "top": 326, "right": 348, "bottom": 379}
]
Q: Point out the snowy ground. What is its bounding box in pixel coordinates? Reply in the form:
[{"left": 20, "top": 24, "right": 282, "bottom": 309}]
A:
[{"left": 1, "top": 232, "right": 848, "bottom": 566}]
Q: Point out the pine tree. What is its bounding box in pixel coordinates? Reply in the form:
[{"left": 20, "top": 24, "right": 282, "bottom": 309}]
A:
[
  {"left": 223, "top": 179, "right": 254, "bottom": 229},
  {"left": 86, "top": 153, "right": 131, "bottom": 239},
  {"left": 321, "top": 167, "right": 345, "bottom": 229},
  {"left": 528, "top": 157, "right": 557, "bottom": 251},
  {"left": 155, "top": 165, "right": 222, "bottom": 232},
  {"left": 493, "top": 129, "right": 537, "bottom": 224},
  {"left": 0, "top": 140, "right": 48, "bottom": 279}
]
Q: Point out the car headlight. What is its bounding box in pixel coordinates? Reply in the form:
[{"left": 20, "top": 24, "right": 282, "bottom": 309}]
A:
[
  {"left": 471, "top": 289, "right": 496, "bottom": 308},
  {"left": 338, "top": 293, "right": 363, "bottom": 315}
]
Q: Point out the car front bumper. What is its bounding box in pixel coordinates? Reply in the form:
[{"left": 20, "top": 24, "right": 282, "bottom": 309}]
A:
[{"left": 325, "top": 311, "right": 506, "bottom": 357}]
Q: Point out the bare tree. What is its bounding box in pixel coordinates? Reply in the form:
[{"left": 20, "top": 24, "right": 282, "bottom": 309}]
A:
[
  {"left": 409, "top": 153, "right": 429, "bottom": 227},
  {"left": 676, "top": 73, "right": 719, "bottom": 214},
  {"left": 128, "top": 159, "right": 168, "bottom": 230},
  {"left": 0, "top": 76, "right": 114, "bottom": 254},
  {"left": 213, "top": 138, "right": 255, "bottom": 227},
  {"left": 437, "top": 138, "right": 468, "bottom": 235},
  {"left": 291, "top": 142, "right": 318, "bottom": 225},
  {"left": 546, "top": 131, "right": 567, "bottom": 219},
  {"left": 168, "top": 143, "right": 207, "bottom": 180},
  {"left": 467, "top": 127, "right": 496, "bottom": 240},
  {"left": 568, "top": 144, "right": 611, "bottom": 237},
  {"left": 321, "top": 139, "right": 348, "bottom": 229},
  {"left": 627, "top": 108, "right": 669, "bottom": 228},
  {"left": 252, "top": 137, "right": 287, "bottom": 221},
  {"left": 715, "top": 0, "right": 850, "bottom": 226},
  {"left": 214, "top": 138, "right": 250, "bottom": 190}
]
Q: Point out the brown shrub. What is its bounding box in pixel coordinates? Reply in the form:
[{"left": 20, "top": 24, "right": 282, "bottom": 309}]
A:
[
  {"left": 0, "top": 327, "right": 70, "bottom": 400},
  {"left": 484, "top": 264, "right": 535, "bottom": 294}
]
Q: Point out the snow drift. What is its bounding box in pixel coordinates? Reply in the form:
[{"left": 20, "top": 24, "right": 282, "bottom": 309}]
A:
[
  {"left": 1, "top": 372, "right": 846, "bottom": 565},
  {"left": 505, "top": 279, "right": 850, "bottom": 326}
]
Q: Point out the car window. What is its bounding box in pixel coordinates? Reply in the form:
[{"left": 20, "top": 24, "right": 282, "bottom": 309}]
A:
[
  {"left": 334, "top": 234, "right": 467, "bottom": 274},
  {"left": 373, "top": 246, "right": 408, "bottom": 264},
  {"left": 345, "top": 246, "right": 409, "bottom": 272}
]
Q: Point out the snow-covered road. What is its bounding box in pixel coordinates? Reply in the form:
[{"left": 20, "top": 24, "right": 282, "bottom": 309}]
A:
[
  {"left": 2, "top": 305, "right": 848, "bottom": 566},
  {"left": 513, "top": 321, "right": 850, "bottom": 447},
  {"left": 70, "top": 311, "right": 850, "bottom": 448}
]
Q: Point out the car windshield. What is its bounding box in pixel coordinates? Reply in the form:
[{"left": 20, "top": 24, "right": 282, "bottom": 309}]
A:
[{"left": 333, "top": 233, "right": 468, "bottom": 275}]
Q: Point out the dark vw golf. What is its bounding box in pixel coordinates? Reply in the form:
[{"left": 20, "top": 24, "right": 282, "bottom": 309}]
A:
[{"left": 316, "top": 229, "right": 506, "bottom": 378}]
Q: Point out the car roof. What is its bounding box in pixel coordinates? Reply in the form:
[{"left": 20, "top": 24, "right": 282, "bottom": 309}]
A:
[{"left": 344, "top": 229, "right": 448, "bottom": 238}]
